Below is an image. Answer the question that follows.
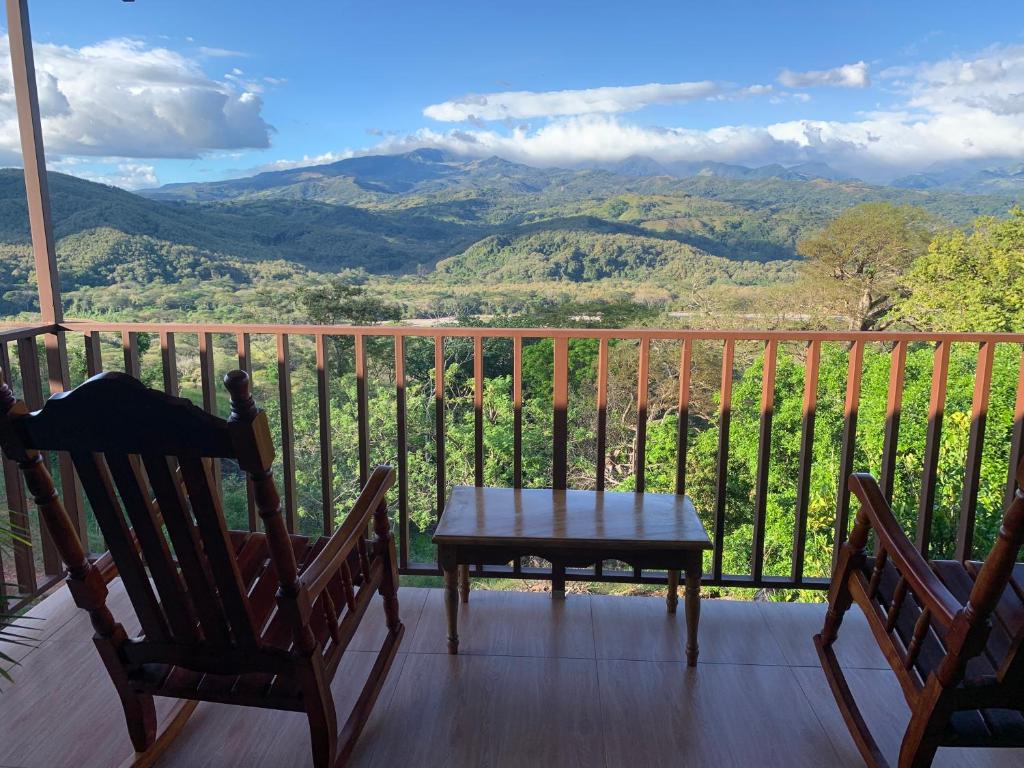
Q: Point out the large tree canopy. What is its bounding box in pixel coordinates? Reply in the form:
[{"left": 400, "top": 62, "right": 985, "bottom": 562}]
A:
[{"left": 796, "top": 202, "right": 934, "bottom": 331}]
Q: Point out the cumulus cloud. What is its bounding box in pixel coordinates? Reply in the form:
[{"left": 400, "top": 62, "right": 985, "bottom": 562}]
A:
[
  {"left": 778, "top": 61, "right": 870, "bottom": 89},
  {"left": 0, "top": 34, "right": 273, "bottom": 161},
  {"left": 74, "top": 163, "right": 160, "bottom": 190},
  {"left": 253, "top": 150, "right": 355, "bottom": 173},
  {"left": 423, "top": 80, "right": 722, "bottom": 121},
  {"left": 363, "top": 45, "right": 1024, "bottom": 181}
]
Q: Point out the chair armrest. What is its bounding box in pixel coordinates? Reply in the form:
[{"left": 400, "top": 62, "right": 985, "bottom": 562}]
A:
[
  {"left": 298, "top": 465, "right": 395, "bottom": 599},
  {"left": 848, "top": 472, "right": 963, "bottom": 629}
]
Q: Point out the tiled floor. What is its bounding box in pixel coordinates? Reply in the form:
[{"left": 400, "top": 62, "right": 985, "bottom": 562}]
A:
[{"left": 1, "top": 581, "right": 1022, "bottom": 767}]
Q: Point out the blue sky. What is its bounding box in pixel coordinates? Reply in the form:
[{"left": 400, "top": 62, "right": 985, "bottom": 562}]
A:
[{"left": 3, "top": 0, "right": 1024, "bottom": 187}]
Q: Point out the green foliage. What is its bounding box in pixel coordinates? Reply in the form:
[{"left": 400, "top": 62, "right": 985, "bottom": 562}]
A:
[{"left": 895, "top": 208, "right": 1024, "bottom": 332}]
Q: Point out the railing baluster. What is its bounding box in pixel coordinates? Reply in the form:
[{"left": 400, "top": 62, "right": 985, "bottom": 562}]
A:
[
  {"left": 833, "top": 340, "right": 864, "bottom": 565},
  {"left": 552, "top": 336, "right": 569, "bottom": 490},
  {"left": 792, "top": 340, "right": 820, "bottom": 584},
  {"left": 1004, "top": 345, "right": 1024, "bottom": 510},
  {"left": 316, "top": 334, "right": 333, "bottom": 536},
  {"left": 956, "top": 340, "right": 996, "bottom": 561},
  {"left": 198, "top": 332, "right": 216, "bottom": 413},
  {"left": 879, "top": 340, "right": 907, "bottom": 503},
  {"left": 122, "top": 329, "right": 140, "bottom": 378},
  {"left": 354, "top": 332, "right": 369, "bottom": 488},
  {"left": 675, "top": 338, "right": 692, "bottom": 497},
  {"left": 434, "top": 335, "right": 446, "bottom": 521},
  {"left": 43, "top": 330, "right": 85, "bottom": 541},
  {"left": 1, "top": 340, "right": 35, "bottom": 595},
  {"left": 513, "top": 336, "right": 523, "bottom": 491},
  {"left": 236, "top": 332, "right": 256, "bottom": 531},
  {"left": 752, "top": 339, "right": 777, "bottom": 582},
  {"left": 159, "top": 330, "right": 177, "bottom": 396},
  {"left": 551, "top": 336, "right": 570, "bottom": 589},
  {"left": 596, "top": 337, "right": 609, "bottom": 492},
  {"left": 634, "top": 337, "right": 650, "bottom": 493},
  {"left": 17, "top": 335, "right": 60, "bottom": 575},
  {"left": 277, "top": 333, "right": 297, "bottom": 532},
  {"left": 198, "top": 331, "right": 220, "bottom": 493},
  {"left": 84, "top": 330, "right": 103, "bottom": 377},
  {"left": 594, "top": 337, "right": 609, "bottom": 577},
  {"left": 712, "top": 339, "right": 734, "bottom": 581},
  {"left": 474, "top": 335, "right": 484, "bottom": 487},
  {"left": 395, "top": 335, "right": 409, "bottom": 569},
  {"left": 916, "top": 340, "right": 950, "bottom": 556}
]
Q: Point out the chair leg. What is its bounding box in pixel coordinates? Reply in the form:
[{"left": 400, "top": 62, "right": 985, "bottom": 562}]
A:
[
  {"left": 302, "top": 664, "right": 339, "bottom": 768},
  {"left": 815, "top": 634, "right": 889, "bottom": 768},
  {"left": 897, "top": 728, "right": 941, "bottom": 768},
  {"left": 119, "top": 699, "right": 198, "bottom": 768},
  {"left": 118, "top": 689, "right": 158, "bottom": 753}
]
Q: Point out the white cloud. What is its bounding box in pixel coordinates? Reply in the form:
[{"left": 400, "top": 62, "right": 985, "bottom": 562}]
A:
[
  {"left": 423, "top": 80, "right": 722, "bottom": 121},
  {"left": 197, "top": 46, "right": 248, "bottom": 58},
  {"left": 72, "top": 163, "right": 159, "bottom": 190},
  {"left": 778, "top": 61, "right": 870, "bottom": 89},
  {"left": 253, "top": 150, "right": 355, "bottom": 173},
  {"left": 363, "top": 45, "right": 1024, "bottom": 180},
  {"left": 0, "top": 34, "right": 273, "bottom": 162}
]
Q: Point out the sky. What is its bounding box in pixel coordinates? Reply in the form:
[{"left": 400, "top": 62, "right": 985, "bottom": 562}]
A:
[{"left": 1, "top": 1, "right": 1023, "bottom": 188}]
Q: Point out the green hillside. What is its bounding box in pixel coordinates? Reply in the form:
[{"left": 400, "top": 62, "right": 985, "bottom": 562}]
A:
[{"left": 1, "top": 151, "right": 1020, "bottom": 319}]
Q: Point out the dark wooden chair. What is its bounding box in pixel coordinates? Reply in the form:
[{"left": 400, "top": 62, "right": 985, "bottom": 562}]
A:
[
  {"left": 0, "top": 369, "right": 403, "bottom": 768},
  {"left": 817, "top": 463, "right": 1024, "bottom": 768}
]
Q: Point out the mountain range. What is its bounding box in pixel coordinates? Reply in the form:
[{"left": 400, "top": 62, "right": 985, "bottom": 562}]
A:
[{"left": 0, "top": 149, "right": 1021, "bottom": 316}]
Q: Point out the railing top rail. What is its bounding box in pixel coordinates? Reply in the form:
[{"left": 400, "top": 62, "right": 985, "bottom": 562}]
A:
[
  {"left": 58, "top": 319, "right": 1024, "bottom": 344},
  {"left": 0, "top": 323, "right": 58, "bottom": 342}
]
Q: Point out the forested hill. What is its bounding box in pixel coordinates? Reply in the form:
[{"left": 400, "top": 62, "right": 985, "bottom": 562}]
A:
[{"left": 0, "top": 151, "right": 1020, "bottom": 317}]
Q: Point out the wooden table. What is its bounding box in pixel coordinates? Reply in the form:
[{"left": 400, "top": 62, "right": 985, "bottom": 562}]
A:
[{"left": 433, "top": 486, "right": 712, "bottom": 666}]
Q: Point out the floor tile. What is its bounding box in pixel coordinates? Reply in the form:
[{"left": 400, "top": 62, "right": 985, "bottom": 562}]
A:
[
  {"left": 794, "top": 665, "right": 1024, "bottom": 768},
  {"left": 598, "top": 659, "right": 841, "bottom": 768},
  {"left": 592, "top": 594, "right": 787, "bottom": 664},
  {"left": 759, "top": 600, "right": 889, "bottom": 669},
  {"left": 369, "top": 653, "right": 604, "bottom": 768},
  {"left": 409, "top": 588, "right": 595, "bottom": 658}
]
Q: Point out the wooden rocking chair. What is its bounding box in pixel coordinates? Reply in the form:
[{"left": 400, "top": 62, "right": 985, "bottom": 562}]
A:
[
  {"left": 0, "top": 369, "right": 403, "bottom": 768},
  {"left": 817, "top": 462, "right": 1024, "bottom": 768}
]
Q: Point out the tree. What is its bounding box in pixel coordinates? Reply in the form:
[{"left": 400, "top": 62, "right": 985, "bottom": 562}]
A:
[
  {"left": 894, "top": 208, "right": 1024, "bottom": 332},
  {"left": 795, "top": 202, "right": 934, "bottom": 331},
  {"left": 295, "top": 278, "right": 402, "bottom": 377}
]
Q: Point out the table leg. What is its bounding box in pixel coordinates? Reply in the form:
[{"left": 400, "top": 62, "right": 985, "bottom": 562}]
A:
[
  {"left": 551, "top": 562, "right": 566, "bottom": 599},
  {"left": 666, "top": 569, "right": 680, "bottom": 614},
  {"left": 444, "top": 566, "right": 460, "bottom": 654},
  {"left": 684, "top": 569, "right": 700, "bottom": 666},
  {"left": 458, "top": 564, "right": 470, "bottom": 603}
]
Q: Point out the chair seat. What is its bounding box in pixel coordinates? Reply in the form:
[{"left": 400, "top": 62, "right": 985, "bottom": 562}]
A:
[
  {"left": 859, "top": 557, "right": 1024, "bottom": 747},
  {"left": 128, "top": 529, "right": 366, "bottom": 710}
]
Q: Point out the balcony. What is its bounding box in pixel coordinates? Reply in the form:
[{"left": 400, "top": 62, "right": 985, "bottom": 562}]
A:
[
  {"left": 3, "top": 320, "right": 1024, "bottom": 766},
  {"left": 3, "top": 6, "right": 1024, "bottom": 765}
]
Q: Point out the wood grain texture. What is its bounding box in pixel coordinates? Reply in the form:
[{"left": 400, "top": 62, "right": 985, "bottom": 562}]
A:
[
  {"left": 759, "top": 601, "right": 888, "bottom": 670},
  {"left": 598, "top": 659, "right": 842, "bottom": 768},
  {"left": 408, "top": 588, "right": 596, "bottom": 659},
  {"left": 5, "top": 583, "right": 1024, "bottom": 768},
  {"left": 368, "top": 653, "right": 604, "bottom": 768},
  {"left": 592, "top": 593, "right": 787, "bottom": 665},
  {"left": 794, "top": 666, "right": 1024, "bottom": 768},
  {"left": 434, "top": 486, "right": 711, "bottom": 550}
]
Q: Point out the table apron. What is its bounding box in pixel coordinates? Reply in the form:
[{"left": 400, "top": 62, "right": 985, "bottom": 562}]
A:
[{"left": 436, "top": 543, "right": 703, "bottom": 574}]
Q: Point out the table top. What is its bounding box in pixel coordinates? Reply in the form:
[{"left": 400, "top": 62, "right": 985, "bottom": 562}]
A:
[{"left": 433, "top": 487, "right": 712, "bottom": 551}]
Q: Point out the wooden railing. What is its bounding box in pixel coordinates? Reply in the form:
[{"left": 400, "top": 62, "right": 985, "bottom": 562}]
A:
[{"left": 3, "top": 320, "right": 1024, "bottom": 610}]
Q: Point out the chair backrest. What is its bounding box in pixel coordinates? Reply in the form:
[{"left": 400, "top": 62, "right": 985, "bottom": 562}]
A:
[{"left": 0, "top": 370, "right": 285, "bottom": 651}]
